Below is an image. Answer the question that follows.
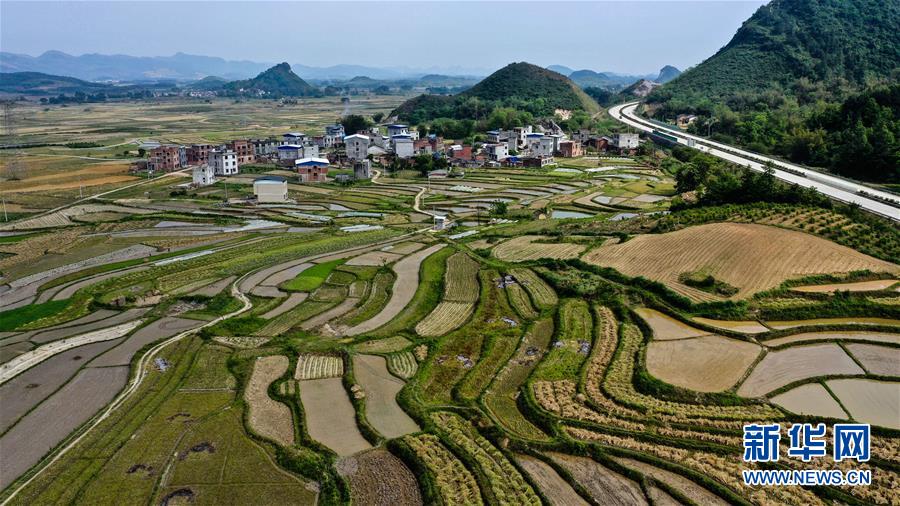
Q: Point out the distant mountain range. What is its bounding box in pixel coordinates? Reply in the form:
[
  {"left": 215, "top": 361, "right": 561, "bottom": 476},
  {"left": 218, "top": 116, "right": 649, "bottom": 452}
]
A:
[
  {"left": 547, "top": 65, "right": 681, "bottom": 89},
  {"left": 0, "top": 51, "right": 490, "bottom": 82}
]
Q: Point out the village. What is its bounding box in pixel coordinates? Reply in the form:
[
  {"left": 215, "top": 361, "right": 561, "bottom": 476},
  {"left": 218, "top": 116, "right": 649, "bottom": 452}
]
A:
[{"left": 141, "top": 121, "right": 641, "bottom": 204}]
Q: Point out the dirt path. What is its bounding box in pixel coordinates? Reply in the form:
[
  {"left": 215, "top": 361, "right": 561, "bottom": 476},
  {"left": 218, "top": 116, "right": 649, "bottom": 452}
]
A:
[{"left": 345, "top": 243, "right": 446, "bottom": 336}]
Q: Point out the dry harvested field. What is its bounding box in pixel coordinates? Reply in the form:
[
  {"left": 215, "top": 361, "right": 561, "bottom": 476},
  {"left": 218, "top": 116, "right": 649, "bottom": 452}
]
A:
[
  {"left": 87, "top": 317, "right": 202, "bottom": 367},
  {"left": 294, "top": 354, "right": 343, "bottom": 380},
  {"left": 515, "top": 455, "right": 589, "bottom": 506},
  {"left": 353, "top": 354, "right": 419, "bottom": 438},
  {"left": 386, "top": 241, "right": 426, "bottom": 255},
  {"left": 298, "top": 377, "right": 371, "bottom": 456},
  {"left": 0, "top": 365, "right": 129, "bottom": 489},
  {"left": 492, "top": 235, "right": 586, "bottom": 262},
  {"left": 510, "top": 268, "right": 558, "bottom": 308},
  {"left": 416, "top": 252, "right": 479, "bottom": 336},
  {"left": 770, "top": 383, "right": 848, "bottom": 419},
  {"left": 188, "top": 275, "right": 236, "bottom": 297},
  {"left": 346, "top": 250, "right": 402, "bottom": 266},
  {"left": 546, "top": 452, "right": 647, "bottom": 506},
  {"left": 262, "top": 292, "right": 308, "bottom": 319},
  {"left": 763, "top": 316, "right": 900, "bottom": 329},
  {"left": 386, "top": 351, "right": 418, "bottom": 379},
  {"left": 346, "top": 244, "right": 446, "bottom": 335},
  {"left": 584, "top": 223, "right": 899, "bottom": 300},
  {"left": 764, "top": 330, "right": 900, "bottom": 347},
  {"left": 338, "top": 449, "right": 423, "bottom": 506},
  {"left": 792, "top": 279, "right": 898, "bottom": 293},
  {"left": 738, "top": 344, "right": 865, "bottom": 397},
  {"left": 0, "top": 338, "right": 124, "bottom": 432},
  {"left": 612, "top": 457, "right": 728, "bottom": 506},
  {"left": 28, "top": 307, "right": 148, "bottom": 343},
  {"left": 646, "top": 335, "right": 761, "bottom": 392},
  {"left": 245, "top": 355, "right": 294, "bottom": 446},
  {"left": 827, "top": 379, "right": 900, "bottom": 429},
  {"left": 354, "top": 336, "right": 412, "bottom": 354},
  {"left": 691, "top": 317, "right": 769, "bottom": 334},
  {"left": 844, "top": 343, "right": 900, "bottom": 376},
  {"left": 634, "top": 308, "right": 709, "bottom": 340},
  {"left": 403, "top": 434, "right": 483, "bottom": 505}
]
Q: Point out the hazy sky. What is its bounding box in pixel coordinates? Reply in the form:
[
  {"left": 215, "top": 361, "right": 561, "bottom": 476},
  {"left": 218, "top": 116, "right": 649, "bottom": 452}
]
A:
[{"left": 1, "top": 1, "right": 766, "bottom": 74}]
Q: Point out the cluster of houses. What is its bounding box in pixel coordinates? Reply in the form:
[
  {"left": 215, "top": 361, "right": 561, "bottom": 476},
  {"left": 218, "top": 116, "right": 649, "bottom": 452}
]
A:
[
  {"left": 343, "top": 122, "right": 641, "bottom": 169},
  {"left": 141, "top": 118, "right": 642, "bottom": 204}
]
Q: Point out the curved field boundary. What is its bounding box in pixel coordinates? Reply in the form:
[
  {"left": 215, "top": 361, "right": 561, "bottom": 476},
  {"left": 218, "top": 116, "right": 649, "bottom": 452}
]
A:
[
  {"left": 353, "top": 354, "right": 419, "bottom": 438},
  {"left": 294, "top": 355, "right": 343, "bottom": 380},
  {"left": 0, "top": 320, "right": 143, "bottom": 384},
  {"left": 763, "top": 330, "right": 900, "bottom": 347},
  {"left": 298, "top": 377, "right": 372, "bottom": 456},
  {"left": 737, "top": 344, "right": 865, "bottom": 397},
  {"left": 415, "top": 252, "right": 479, "bottom": 336},
  {"left": 300, "top": 297, "right": 360, "bottom": 332},
  {"left": 611, "top": 456, "right": 727, "bottom": 506},
  {"left": 245, "top": 355, "right": 294, "bottom": 447},
  {"left": 0, "top": 276, "right": 252, "bottom": 506},
  {"left": 415, "top": 301, "right": 475, "bottom": 337},
  {"left": 386, "top": 351, "right": 418, "bottom": 379},
  {"left": 492, "top": 236, "right": 585, "bottom": 262},
  {"left": 510, "top": 268, "right": 557, "bottom": 309},
  {"left": 261, "top": 292, "right": 308, "bottom": 319},
  {"left": 514, "top": 454, "right": 589, "bottom": 506},
  {"left": 346, "top": 244, "right": 446, "bottom": 336},
  {"left": 403, "top": 434, "right": 484, "bottom": 505}
]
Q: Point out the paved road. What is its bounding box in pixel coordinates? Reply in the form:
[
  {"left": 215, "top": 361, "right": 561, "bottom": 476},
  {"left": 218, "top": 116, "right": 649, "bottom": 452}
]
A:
[{"left": 609, "top": 101, "right": 899, "bottom": 221}]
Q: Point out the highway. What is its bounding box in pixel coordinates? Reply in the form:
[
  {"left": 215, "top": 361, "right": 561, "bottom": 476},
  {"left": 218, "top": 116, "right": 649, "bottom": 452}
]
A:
[{"left": 609, "top": 101, "right": 899, "bottom": 221}]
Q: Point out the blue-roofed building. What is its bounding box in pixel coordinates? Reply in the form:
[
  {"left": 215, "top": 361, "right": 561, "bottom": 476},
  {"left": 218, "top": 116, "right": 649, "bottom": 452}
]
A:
[{"left": 387, "top": 124, "right": 409, "bottom": 138}]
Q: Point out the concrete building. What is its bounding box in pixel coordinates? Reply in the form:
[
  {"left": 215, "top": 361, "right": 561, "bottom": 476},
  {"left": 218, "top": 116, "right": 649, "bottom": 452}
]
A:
[
  {"left": 523, "top": 156, "right": 555, "bottom": 168},
  {"left": 612, "top": 133, "right": 640, "bottom": 150},
  {"left": 253, "top": 176, "right": 288, "bottom": 203},
  {"left": 484, "top": 143, "right": 509, "bottom": 161},
  {"left": 209, "top": 149, "right": 238, "bottom": 176},
  {"left": 353, "top": 159, "right": 372, "bottom": 180},
  {"left": 252, "top": 138, "right": 280, "bottom": 158},
  {"left": 295, "top": 157, "right": 330, "bottom": 183},
  {"left": 186, "top": 144, "right": 214, "bottom": 165},
  {"left": 227, "top": 140, "right": 255, "bottom": 165},
  {"left": 526, "top": 134, "right": 554, "bottom": 157},
  {"left": 391, "top": 135, "right": 414, "bottom": 159},
  {"left": 147, "top": 145, "right": 182, "bottom": 172},
  {"left": 558, "top": 140, "right": 583, "bottom": 158},
  {"left": 387, "top": 124, "right": 409, "bottom": 137},
  {"left": 283, "top": 132, "right": 307, "bottom": 145},
  {"left": 345, "top": 134, "right": 370, "bottom": 160},
  {"left": 192, "top": 164, "right": 215, "bottom": 186},
  {"left": 277, "top": 144, "right": 303, "bottom": 162}
]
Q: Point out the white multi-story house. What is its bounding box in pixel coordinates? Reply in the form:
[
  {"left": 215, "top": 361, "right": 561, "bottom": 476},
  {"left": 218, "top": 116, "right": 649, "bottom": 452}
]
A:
[
  {"left": 282, "top": 132, "right": 307, "bottom": 145},
  {"left": 192, "top": 164, "right": 215, "bottom": 186},
  {"left": 484, "top": 143, "right": 509, "bottom": 161},
  {"left": 612, "top": 133, "right": 640, "bottom": 150},
  {"left": 209, "top": 149, "right": 238, "bottom": 176},
  {"left": 345, "top": 134, "right": 370, "bottom": 160},
  {"left": 526, "top": 134, "right": 554, "bottom": 157},
  {"left": 392, "top": 135, "right": 414, "bottom": 159},
  {"left": 387, "top": 124, "right": 409, "bottom": 137}
]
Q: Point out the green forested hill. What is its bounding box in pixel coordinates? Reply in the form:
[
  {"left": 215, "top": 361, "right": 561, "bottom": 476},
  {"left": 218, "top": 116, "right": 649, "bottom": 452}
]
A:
[
  {"left": 648, "top": 0, "right": 899, "bottom": 183},
  {"left": 392, "top": 62, "right": 598, "bottom": 124},
  {"left": 225, "top": 63, "right": 320, "bottom": 97}
]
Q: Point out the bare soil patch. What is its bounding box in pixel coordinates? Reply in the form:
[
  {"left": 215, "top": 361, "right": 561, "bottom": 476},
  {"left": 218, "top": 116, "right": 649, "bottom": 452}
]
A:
[
  {"left": 770, "top": 383, "right": 848, "bottom": 419},
  {"left": 353, "top": 354, "right": 419, "bottom": 438},
  {"left": 346, "top": 244, "right": 445, "bottom": 335},
  {"left": 612, "top": 457, "right": 727, "bottom": 506},
  {"left": 515, "top": 454, "right": 588, "bottom": 506},
  {"left": 546, "top": 452, "right": 647, "bottom": 505},
  {"left": 88, "top": 317, "right": 202, "bottom": 367},
  {"left": 493, "top": 235, "right": 586, "bottom": 262},
  {"left": 0, "top": 365, "right": 129, "bottom": 489},
  {"left": 646, "top": 335, "right": 761, "bottom": 392},
  {"left": 844, "top": 343, "right": 900, "bottom": 376},
  {"left": 792, "top": 279, "right": 898, "bottom": 293},
  {"left": 635, "top": 308, "right": 708, "bottom": 340},
  {"left": 738, "top": 344, "right": 865, "bottom": 397},
  {"left": 337, "top": 448, "right": 423, "bottom": 506},
  {"left": 827, "top": 379, "right": 900, "bottom": 429},
  {"left": 764, "top": 331, "right": 900, "bottom": 347},
  {"left": 298, "top": 377, "right": 371, "bottom": 456},
  {"left": 764, "top": 317, "right": 900, "bottom": 329},
  {"left": 346, "top": 251, "right": 402, "bottom": 266},
  {"left": 244, "top": 355, "right": 294, "bottom": 446},
  {"left": 691, "top": 317, "right": 768, "bottom": 334}
]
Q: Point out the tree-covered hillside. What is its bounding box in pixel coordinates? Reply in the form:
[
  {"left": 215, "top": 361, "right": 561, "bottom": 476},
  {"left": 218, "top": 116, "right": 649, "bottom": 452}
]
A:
[
  {"left": 392, "top": 62, "right": 598, "bottom": 124},
  {"left": 648, "top": 0, "right": 899, "bottom": 183},
  {"left": 225, "top": 62, "right": 320, "bottom": 97}
]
